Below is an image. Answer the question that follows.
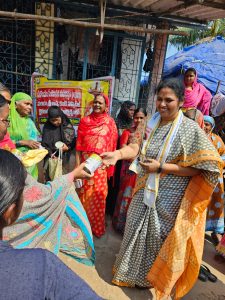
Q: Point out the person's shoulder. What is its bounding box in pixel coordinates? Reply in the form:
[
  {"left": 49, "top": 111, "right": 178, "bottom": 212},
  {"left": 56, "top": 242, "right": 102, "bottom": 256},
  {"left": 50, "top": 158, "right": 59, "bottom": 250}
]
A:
[
  {"left": 42, "top": 122, "right": 52, "bottom": 131},
  {"left": 179, "top": 115, "right": 207, "bottom": 140},
  {"left": 28, "top": 117, "right": 37, "bottom": 126},
  {"left": 122, "top": 129, "right": 131, "bottom": 135},
  {"left": 64, "top": 122, "right": 74, "bottom": 128},
  {"left": 108, "top": 115, "right": 117, "bottom": 123},
  {"left": 16, "top": 248, "right": 62, "bottom": 271},
  {"left": 79, "top": 115, "right": 91, "bottom": 124},
  {"left": 16, "top": 247, "right": 47, "bottom": 256},
  {"left": 8, "top": 247, "right": 47, "bottom": 265},
  {"left": 212, "top": 132, "right": 224, "bottom": 144},
  {"left": 182, "top": 115, "right": 201, "bottom": 130}
]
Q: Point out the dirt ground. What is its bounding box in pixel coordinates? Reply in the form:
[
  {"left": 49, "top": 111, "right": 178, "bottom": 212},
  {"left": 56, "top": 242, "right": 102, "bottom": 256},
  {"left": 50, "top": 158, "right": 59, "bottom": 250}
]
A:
[
  {"left": 38, "top": 156, "right": 225, "bottom": 300},
  {"left": 60, "top": 218, "right": 225, "bottom": 300}
]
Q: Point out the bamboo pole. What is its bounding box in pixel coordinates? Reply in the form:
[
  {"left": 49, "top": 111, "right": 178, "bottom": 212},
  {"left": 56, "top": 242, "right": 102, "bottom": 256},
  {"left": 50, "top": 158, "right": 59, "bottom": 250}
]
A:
[{"left": 0, "top": 10, "right": 189, "bottom": 36}]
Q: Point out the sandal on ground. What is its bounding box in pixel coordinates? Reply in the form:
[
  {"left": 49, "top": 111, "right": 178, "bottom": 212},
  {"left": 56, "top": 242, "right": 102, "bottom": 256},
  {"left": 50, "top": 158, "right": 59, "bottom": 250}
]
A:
[
  {"left": 198, "top": 267, "right": 208, "bottom": 282},
  {"left": 200, "top": 265, "right": 217, "bottom": 283}
]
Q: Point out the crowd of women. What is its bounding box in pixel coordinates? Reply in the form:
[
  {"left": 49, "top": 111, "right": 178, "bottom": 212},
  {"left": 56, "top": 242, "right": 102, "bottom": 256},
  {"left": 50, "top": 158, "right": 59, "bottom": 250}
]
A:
[{"left": 0, "top": 67, "right": 225, "bottom": 299}]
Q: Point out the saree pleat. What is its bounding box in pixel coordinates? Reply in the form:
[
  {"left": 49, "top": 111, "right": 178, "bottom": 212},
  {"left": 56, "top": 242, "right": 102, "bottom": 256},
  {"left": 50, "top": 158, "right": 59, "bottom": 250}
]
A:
[
  {"left": 112, "top": 116, "right": 221, "bottom": 299},
  {"left": 78, "top": 152, "right": 108, "bottom": 237}
]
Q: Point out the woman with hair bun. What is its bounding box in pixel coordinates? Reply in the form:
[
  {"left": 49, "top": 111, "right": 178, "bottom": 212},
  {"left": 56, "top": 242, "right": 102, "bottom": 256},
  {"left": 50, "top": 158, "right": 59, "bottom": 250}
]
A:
[{"left": 101, "top": 78, "right": 221, "bottom": 299}]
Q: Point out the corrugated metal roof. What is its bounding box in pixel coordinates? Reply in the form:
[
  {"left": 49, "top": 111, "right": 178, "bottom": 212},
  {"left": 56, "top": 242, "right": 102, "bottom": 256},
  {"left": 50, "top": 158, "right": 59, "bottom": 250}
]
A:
[{"left": 107, "top": 0, "right": 225, "bottom": 21}]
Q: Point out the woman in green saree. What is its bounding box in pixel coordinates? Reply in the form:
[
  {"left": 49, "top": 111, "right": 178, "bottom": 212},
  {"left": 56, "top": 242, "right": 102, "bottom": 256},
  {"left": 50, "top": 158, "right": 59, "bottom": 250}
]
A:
[{"left": 8, "top": 92, "right": 40, "bottom": 178}]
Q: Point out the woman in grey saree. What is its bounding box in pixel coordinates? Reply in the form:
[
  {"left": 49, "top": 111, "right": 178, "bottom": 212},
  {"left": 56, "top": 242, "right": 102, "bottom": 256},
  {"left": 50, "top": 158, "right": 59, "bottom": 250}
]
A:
[{"left": 101, "top": 79, "right": 221, "bottom": 299}]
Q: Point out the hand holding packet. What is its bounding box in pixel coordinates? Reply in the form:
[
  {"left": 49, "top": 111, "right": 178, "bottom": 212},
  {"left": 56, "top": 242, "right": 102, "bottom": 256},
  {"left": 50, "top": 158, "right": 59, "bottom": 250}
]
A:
[{"left": 83, "top": 154, "right": 103, "bottom": 175}]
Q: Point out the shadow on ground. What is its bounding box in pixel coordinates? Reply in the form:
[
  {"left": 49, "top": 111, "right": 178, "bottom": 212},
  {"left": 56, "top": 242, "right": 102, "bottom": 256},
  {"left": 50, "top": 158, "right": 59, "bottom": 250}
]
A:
[
  {"left": 38, "top": 154, "right": 225, "bottom": 300},
  {"left": 94, "top": 218, "right": 154, "bottom": 300}
]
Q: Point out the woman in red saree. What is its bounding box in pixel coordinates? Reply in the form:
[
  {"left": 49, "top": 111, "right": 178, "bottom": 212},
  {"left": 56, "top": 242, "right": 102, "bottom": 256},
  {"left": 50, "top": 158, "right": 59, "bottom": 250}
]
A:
[
  {"left": 76, "top": 94, "right": 118, "bottom": 237},
  {"left": 112, "top": 108, "right": 147, "bottom": 233}
]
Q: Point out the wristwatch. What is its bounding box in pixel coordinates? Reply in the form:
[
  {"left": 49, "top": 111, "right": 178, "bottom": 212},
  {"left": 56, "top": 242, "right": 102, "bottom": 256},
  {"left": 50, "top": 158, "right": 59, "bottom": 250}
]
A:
[{"left": 157, "top": 162, "right": 163, "bottom": 174}]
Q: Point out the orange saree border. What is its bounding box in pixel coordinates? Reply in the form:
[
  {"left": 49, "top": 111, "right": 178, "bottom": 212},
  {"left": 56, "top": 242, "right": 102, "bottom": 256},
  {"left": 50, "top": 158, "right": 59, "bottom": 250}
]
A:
[
  {"left": 130, "top": 150, "right": 222, "bottom": 299},
  {"left": 132, "top": 150, "right": 222, "bottom": 198},
  {"left": 146, "top": 151, "right": 222, "bottom": 299},
  {"left": 170, "top": 149, "right": 222, "bottom": 168},
  {"left": 112, "top": 266, "right": 135, "bottom": 287}
]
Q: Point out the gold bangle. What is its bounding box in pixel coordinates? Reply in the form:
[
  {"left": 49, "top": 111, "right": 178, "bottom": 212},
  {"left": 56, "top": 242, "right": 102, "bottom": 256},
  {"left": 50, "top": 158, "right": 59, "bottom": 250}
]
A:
[{"left": 118, "top": 149, "right": 123, "bottom": 160}]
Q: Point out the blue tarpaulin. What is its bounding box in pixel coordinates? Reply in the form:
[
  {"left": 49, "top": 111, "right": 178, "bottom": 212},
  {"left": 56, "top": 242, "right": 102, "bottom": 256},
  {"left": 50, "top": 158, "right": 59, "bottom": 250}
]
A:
[{"left": 163, "top": 36, "right": 225, "bottom": 95}]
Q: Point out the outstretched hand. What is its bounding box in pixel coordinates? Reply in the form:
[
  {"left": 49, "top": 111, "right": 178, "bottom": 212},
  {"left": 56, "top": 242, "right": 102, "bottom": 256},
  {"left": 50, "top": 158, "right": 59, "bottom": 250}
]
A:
[
  {"left": 72, "top": 162, "right": 93, "bottom": 180},
  {"left": 100, "top": 151, "right": 120, "bottom": 167}
]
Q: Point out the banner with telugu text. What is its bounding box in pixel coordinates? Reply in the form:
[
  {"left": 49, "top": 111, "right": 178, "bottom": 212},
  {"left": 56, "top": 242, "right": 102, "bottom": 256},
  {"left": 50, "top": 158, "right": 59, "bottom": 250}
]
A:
[{"left": 34, "top": 76, "right": 114, "bottom": 126}]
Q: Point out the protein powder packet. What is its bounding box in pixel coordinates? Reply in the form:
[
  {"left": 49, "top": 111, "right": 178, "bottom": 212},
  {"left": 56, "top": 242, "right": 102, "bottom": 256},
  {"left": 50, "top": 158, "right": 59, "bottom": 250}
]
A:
[{"left": 84, "top": 153, "right": 103, "bottom": 175}]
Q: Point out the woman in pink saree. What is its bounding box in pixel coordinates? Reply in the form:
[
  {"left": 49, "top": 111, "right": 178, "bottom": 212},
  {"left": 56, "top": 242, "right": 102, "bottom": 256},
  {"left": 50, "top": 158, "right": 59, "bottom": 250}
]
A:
[{"left": 183, "top": 68, "right": 212, "bottom": 115}]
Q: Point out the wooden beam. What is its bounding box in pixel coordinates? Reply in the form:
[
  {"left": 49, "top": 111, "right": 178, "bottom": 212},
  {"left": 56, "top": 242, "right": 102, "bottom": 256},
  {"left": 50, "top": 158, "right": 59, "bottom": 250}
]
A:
[
  {"left": 182, "top": 0, "right": 225, "bottom": 10},
  {"left": 158, "top": 0, "right": 199, "bottom": 15},
  {"left": 99, "top": 0, "right": 106, "bottom": 43},
  {"left": 52, "top": 0, "right": 208, "bottom": 27},
  {"left": 0, "top": 10, "right": 189, "bottom": 36}
]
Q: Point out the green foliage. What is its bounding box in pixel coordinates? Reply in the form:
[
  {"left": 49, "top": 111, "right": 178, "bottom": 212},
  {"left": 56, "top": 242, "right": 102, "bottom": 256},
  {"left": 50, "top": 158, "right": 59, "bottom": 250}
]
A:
[{"left": 169, "top": 19, "right": 225, "bottom": 50}]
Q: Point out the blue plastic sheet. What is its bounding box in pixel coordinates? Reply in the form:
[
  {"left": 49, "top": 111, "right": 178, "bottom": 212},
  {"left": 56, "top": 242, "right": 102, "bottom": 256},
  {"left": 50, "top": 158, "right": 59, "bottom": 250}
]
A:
[{"left": 163, "top": 36, "right": 225, "bottom": 95}]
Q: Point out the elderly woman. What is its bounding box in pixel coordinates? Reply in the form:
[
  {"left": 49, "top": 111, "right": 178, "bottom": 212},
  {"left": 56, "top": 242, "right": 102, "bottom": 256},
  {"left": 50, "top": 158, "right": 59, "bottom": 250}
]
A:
[
  {"left": 204, "top": 115, "right": 225, "bottom": 245},
  {"left": 183, "top": 68, "right": 212, "bottom": 115},
  {"left": 76, "top": 94, "right": 118, "bottom": 237},
  {"left": 8, "top": 92, "right": 40, "bottom": 178},
  {"left": 0, "top": 99, "right": 95, "bottom": 266},
  {"left": 101, "top": 78, "right": 221, "bottom": 299}
]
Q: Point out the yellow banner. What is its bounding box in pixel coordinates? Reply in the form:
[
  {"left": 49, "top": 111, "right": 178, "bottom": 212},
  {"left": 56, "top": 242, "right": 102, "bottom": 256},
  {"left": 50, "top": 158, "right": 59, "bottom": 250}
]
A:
[{"left": 34, "top": 76, "right": 112, "bottom": 125}]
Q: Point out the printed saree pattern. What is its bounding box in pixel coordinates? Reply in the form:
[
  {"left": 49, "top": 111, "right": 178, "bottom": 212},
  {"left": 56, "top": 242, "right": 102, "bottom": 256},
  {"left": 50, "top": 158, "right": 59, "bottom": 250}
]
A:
[
  {"left": 206, "top": 133, "right": 225, "bottom": 234},
  {"left": 112, "top": 116, "right": 221, "bottom": 299},
  {"left": 3, "top": 173, "right": 95, "bottom": 266}
]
